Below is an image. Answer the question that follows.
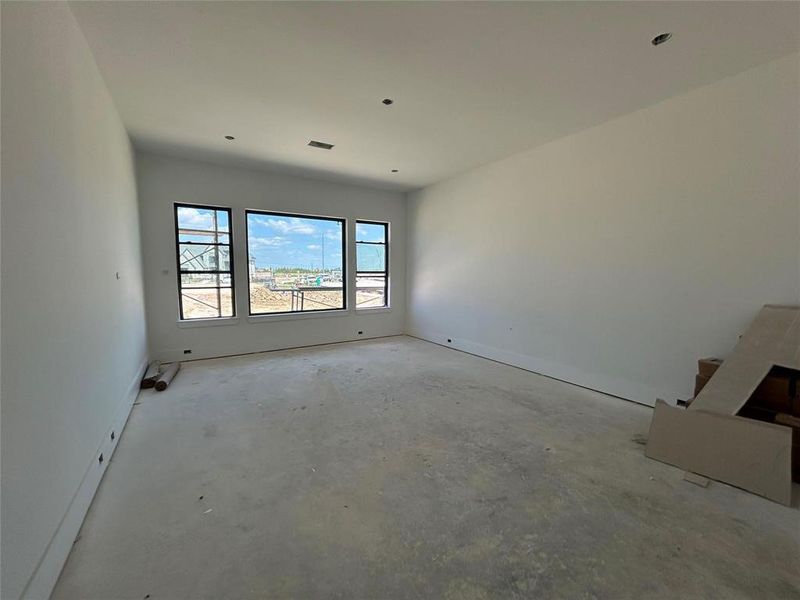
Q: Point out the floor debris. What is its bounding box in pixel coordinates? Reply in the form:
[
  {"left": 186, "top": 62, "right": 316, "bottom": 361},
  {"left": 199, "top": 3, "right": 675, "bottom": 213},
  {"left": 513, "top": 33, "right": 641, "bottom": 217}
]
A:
[{"left": 684, "top": 472, "right": 710, "bottom": 488}]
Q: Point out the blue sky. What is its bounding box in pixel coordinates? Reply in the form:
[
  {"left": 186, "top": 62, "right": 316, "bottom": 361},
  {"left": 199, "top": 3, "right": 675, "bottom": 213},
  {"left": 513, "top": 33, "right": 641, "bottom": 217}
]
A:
[
  {"left": 247, "top": 214, "right": 343, "bottom": 270},
  {"left": 178, "top": 207, "right": 386, "bottom": 271},
  {"left": 177, "top": 206, "right": 229, "bottom": 243}
]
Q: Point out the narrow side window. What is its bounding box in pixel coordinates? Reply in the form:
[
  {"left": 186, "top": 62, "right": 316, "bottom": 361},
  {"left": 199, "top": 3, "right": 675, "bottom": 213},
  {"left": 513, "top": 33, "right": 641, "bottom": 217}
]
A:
[
  {"left": 175, "top": 204, "right": 235, "bottom": 319},
  {"left": 356, "top": 221, "right": 388, "bottom": 309}
]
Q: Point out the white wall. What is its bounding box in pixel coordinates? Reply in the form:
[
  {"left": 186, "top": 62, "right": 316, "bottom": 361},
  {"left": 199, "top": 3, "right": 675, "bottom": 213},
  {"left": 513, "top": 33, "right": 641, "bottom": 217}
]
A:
[
  {"left": 1, "top": 4, "right": 148, "bottom": 599},
  {"left": 407, "top": 53, "right": 800, "bottom": 406},
  {"left": 136, "top": 152, "right": 406, "bottom": 362}
]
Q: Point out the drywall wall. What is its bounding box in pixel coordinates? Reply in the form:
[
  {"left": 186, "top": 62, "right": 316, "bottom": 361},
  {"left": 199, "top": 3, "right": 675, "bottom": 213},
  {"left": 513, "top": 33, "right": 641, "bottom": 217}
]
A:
[
  {"left": 136, "top": 152, "right": 406, "bottom": 361},
  {"left": 407, "top": 53, "right": 800, "bottom": 406},
  {"left": 1, "top": 3, "right": 148, "bottom": 599}
]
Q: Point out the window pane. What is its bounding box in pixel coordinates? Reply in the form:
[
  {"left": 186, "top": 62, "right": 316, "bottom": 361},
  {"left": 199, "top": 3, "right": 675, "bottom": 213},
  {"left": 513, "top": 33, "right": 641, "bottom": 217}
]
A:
[
  {"left": 178, "top": 244, "right": 231, "bottom": 272},
  {"left": 216, "top": 210, "right": 229, "bottom": 232},
  {"left": 177, "top": 206, "right": 217, "bottom": 231},
  {"left": 356, "top": 221, "right": 388, "bottom": 310},
  {"left": 247, "top": 212, "right": 345, "bottom": 314},
  {"left": 180, "top": 273, "right": 232, "bottom": 288},
  {"left": 249, "top": 286, "right": 344, "bottom": 314},
  {"left": 356, "top": 222, "right": 386, "bottom": 243},
  {"left": 181, "top": 273, "right": 217, "bottom": 288},
  {"left": 356, "top": 274, "right": 386, "bottom": 308},
  {"left": 219, "top": 288, "right": 234, "bottom": 317},
  {"left": 356, "top": 242, "right": 385, "bottom": 272},
  {"left": 250, "top": 286, "right": 291, "bottom": 314},
  {"left": 177, "top": 206, "right": 230, "bottom": 243},
  {"left": 180, "top": 287, "right": 233, "bottom": 319},
  {"left": 181, "top": 289, "right": 218, "bottom": 318},
  {"left": 175, "top": 204, "right": 235, "bottom": 320}
]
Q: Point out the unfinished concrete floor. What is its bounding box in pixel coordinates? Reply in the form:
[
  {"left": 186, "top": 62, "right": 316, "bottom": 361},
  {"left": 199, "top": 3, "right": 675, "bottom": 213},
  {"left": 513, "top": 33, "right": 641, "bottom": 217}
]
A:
[{"left": 53, "top": 336, "right": 799, "bottom": 599}]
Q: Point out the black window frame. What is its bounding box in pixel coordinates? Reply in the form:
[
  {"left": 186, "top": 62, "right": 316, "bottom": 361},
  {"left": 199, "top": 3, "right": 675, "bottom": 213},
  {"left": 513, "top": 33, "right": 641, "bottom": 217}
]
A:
[
  {"left": 245, "top": 209, "right": 347, "bottom": 316},
  {"left": 356, "top": 220, "right": 389, "bottom": 309},
  {"left": 174, "top": 202, "right": 236, "bottom": 320}
]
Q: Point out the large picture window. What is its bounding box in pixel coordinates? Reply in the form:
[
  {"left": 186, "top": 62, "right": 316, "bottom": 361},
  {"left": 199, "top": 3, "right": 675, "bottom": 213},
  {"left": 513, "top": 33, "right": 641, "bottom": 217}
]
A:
[
  {"left": 246, "top": 210, "right": 346, "bottom": 314},
  {"left": 175, "top": 204, "right": 235, "bottom": 319},
  {"left": 356, "top": 221, "right": 388, "bottom": 308}
]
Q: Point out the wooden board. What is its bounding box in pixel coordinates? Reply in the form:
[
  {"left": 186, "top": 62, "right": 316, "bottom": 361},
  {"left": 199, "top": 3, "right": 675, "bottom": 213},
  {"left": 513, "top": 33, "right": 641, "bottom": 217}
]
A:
[{"left": 646, "top": 400, "right": 792, "bottom": 505}]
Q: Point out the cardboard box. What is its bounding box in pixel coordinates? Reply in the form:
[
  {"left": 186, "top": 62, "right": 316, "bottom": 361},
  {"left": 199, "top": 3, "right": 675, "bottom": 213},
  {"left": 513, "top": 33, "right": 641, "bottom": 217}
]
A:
[
  {"left": 695, "top": 362, "right": 799, "bottom": 416},
  {"left": 775, "top": 414, "right": 800, "bottom": 482},
  {"left": 646, "top": 400, "right": 792, "bottom": 504},
  {"left": 648, "top": 306, "right": 800, "bottom": 504},
  {"left": 694, "top": 373, "right": 709, "bottom": 397},
  {"left": 697, "top": 358, "right": 723, "bottom": 378}
]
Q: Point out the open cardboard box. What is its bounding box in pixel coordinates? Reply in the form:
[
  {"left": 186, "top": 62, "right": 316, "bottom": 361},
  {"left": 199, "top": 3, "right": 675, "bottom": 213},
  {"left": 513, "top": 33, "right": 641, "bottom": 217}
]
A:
[
  {"left": 694, "top": 358, "right": 800, "bottom": 483},
  {"left": 695, "top": 359, "right": 799, "bottom": 416},
  {"left": 646, "top": 305, "right": 799, "bottom": 505}
]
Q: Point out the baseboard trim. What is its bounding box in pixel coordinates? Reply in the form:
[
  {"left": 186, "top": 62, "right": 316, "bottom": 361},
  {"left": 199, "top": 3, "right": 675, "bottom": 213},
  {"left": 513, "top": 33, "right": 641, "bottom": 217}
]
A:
[
  {"left": 406, "top": 329, "right": 670, "bottom": 408},
  {"left": 156, "top": 331, "right": 405, "bottom": 364},
  {"left": 20, "top": 356, "right": 148, "bottom": 600}
]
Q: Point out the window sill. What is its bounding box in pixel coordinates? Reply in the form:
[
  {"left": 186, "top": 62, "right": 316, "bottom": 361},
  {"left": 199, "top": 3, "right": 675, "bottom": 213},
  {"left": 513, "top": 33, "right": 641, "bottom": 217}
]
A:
[
  {"left": 248, "top": 309, "right": 350, "bottom": 324},
  {"left": 355, "top": 306, "right": 392, "bottom": 314},
  {"left": 177, "top": 317, "right": 239, "bottom": 329}
]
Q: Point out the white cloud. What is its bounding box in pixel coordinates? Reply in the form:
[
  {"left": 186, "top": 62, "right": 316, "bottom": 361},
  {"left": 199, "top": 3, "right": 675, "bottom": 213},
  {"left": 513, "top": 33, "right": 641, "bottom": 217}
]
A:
[
  {"left": 249, "top": 216, "right": 269, "bottom": 226},
  {"left": 249, "top": 236, "right": 290, "bottom": 249},
  {"left": 178, "top": 207, "right": 220, "bottom": 231},
  {"left": 307, "top": 244, "right": 321, "bottom": 250},
  {"left": 255, "top": 217, "right": 317, "bottom": 235}
]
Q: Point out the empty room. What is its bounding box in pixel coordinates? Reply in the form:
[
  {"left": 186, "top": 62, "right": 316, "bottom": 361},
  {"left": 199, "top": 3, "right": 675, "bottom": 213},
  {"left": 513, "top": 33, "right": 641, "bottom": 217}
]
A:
[{"left": 2, "top": 1, "right": 799, "bottom": 599}]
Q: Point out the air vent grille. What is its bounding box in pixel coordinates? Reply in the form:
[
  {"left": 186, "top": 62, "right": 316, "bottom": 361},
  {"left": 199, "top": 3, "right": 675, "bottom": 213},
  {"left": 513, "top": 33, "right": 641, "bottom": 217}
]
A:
[{"left": 308, "top": 140, "right": 334, "bottom": 150}]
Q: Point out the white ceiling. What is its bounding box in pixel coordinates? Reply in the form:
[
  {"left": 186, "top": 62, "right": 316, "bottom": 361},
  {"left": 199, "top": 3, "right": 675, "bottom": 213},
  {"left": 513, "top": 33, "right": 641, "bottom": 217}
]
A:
[{"left": 69, "top": 1, "right": 798, "bottom": 192}]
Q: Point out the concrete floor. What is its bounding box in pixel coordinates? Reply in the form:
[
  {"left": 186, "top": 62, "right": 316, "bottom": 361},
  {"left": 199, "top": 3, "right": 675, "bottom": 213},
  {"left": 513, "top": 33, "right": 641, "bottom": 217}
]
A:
[{"left": 53, "top": 336, "right": 799, "bottom": 599}]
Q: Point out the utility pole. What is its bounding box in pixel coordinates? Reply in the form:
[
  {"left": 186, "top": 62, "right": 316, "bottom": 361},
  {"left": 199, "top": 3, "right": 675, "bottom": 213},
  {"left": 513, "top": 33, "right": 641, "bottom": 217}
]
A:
[{"left": 321, "top": 233, "right": 325, "bottom": 271}]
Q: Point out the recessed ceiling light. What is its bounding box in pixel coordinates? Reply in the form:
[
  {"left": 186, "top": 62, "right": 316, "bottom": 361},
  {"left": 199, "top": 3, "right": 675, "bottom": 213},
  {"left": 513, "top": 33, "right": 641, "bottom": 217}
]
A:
[
  {"left": 382, "top": 98, "right": 394, "bottom": 106},
  {"left": 224, "top": 135, "right": 235, "bottom": 140},
  {"left": 390, "top": 169, "right": 399, "bottom": 173},
  {"left": 308, "top": 140, "right": 334, "bottom": 150},
  {"left": 651, "top": 32, "right": 672, "bottom": 46}
]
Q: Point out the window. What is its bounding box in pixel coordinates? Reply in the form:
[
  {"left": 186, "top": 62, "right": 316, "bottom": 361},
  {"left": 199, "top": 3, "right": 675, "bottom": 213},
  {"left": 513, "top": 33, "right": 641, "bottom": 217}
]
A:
[
  {"left": 356, "top": 221, "right": 388, "bottom": 308},
  {"left": 174, "top": 204, "right": 234, "bottom": 319},
  {"left": 246, "top": 210, "right": 346, "bottom": 315}
]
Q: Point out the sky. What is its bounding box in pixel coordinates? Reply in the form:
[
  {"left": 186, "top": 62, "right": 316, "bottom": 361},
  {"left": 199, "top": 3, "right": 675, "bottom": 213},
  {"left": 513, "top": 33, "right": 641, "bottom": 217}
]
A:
[
  {"left": 177, "top": 206, "right": 386, "bottom": 271},
  {"left": 247, "top": 214, "right": 344, "bottom": 270},
  {"left": 177, "top": 206, "right": 229, "bottom": 242}
]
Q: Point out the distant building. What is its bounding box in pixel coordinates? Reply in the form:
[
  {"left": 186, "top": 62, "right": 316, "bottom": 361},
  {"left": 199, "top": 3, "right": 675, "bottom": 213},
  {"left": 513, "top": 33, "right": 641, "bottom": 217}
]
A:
[{"left": 180, "top": 246, "right": 230, "bottom": 272}]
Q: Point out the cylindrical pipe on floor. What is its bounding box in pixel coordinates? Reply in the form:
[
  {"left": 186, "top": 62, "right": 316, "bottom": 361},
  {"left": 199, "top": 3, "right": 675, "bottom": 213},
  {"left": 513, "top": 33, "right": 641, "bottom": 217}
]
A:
[
  {"left": 141, "top": 361, "right": 161, "bottom": 389},
  {"left": 155, "top": 362, "right": 181, "bottom": 391}
]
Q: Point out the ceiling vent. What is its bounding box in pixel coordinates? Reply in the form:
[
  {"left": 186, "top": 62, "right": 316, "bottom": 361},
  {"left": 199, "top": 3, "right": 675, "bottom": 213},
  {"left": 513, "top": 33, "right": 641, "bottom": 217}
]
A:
[{"left": 308, "top": 140, "right": 334, "bottom": 150}]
